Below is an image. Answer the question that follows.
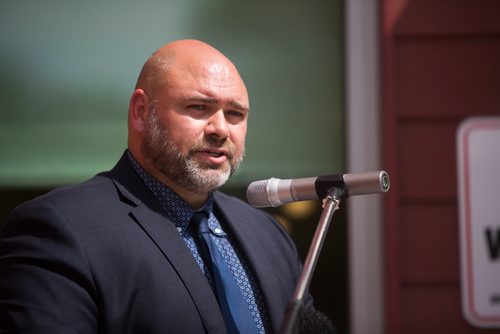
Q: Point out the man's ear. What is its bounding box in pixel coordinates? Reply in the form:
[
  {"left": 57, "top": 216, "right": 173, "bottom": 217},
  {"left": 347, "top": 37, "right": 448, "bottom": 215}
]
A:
[{"left": 129, "top": 89, "right": 149, "bottom": 132}]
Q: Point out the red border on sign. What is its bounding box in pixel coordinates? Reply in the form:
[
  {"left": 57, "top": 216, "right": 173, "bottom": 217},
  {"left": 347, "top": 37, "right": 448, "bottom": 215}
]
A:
[{"left": 461, "top": 119, "right": 500, "bottom": 324}]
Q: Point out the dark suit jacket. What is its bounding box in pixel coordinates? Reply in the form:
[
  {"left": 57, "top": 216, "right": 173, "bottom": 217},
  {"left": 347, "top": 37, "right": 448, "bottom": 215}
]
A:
[{"left": 0, "top": 152, "right": 308, "bottom": 333}]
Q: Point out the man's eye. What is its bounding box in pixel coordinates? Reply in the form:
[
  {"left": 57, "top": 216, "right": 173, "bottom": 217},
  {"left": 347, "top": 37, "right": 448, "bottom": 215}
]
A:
[
  {"left": 226, "top": 110, "right": 244, "bottom": 118},
  {"left": 188, "top": 105, "right": 207, "bottom": 111}
]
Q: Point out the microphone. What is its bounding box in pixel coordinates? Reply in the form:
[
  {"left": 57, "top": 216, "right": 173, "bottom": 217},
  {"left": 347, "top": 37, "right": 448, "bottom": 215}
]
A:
[{"left": 246, "top": 170, "right": 390, "bottom": 208}]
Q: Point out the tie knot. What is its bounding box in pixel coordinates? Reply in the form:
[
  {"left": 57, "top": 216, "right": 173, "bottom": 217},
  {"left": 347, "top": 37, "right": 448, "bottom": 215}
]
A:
[{"left": 190, "top": 211, "right": 210, "bottom": 235}]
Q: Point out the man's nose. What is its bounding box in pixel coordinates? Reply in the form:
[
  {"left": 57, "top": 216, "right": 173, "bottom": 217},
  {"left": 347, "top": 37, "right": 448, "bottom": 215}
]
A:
[{"left": 205, "top": 110, "right": 229, "bottom": 140}]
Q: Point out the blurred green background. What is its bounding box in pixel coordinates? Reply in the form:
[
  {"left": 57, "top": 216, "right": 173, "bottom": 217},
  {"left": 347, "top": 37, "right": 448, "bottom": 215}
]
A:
[
  {"left": 0, "top": 0, "right": 343, "bottom": 187},
  {"left": 0, "top": 0, "right": 346, "bottom": 332}
]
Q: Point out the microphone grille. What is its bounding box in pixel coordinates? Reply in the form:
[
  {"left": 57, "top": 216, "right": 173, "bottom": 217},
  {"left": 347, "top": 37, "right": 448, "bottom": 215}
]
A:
[{"left": 246, "top": 179, "right": 271, "bottom": 207}]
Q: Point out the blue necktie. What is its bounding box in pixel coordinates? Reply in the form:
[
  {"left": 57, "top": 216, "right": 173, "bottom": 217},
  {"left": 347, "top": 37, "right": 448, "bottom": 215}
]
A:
[{"left": 191, "top": 210, "right": 259, "bottom": 334}]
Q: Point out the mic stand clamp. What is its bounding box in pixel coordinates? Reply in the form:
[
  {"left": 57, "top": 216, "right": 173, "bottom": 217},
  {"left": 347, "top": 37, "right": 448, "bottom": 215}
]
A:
[{"left": 278, "top": 187, "right": 344, "bottom": 334}]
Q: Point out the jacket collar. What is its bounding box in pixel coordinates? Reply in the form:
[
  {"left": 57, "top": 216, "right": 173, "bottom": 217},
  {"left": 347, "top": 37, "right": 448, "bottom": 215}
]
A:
[{"left": 102, "top": 151, "right": 228, "bottom": 334}]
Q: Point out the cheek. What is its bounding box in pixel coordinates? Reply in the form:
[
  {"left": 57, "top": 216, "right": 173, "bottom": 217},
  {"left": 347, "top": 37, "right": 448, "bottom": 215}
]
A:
[
  {"left": 165, "top": 116, "right": 205, "bottom": 145},
  {"left": 230, "top": 125, "right": 247, "bottom": 149},
  {"left": 171, "top": 129, "right": 202, "bottom": 151}
]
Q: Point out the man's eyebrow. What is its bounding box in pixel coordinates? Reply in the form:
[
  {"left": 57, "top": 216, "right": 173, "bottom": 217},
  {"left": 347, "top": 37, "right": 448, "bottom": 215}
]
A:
[
  {"left": 185, "top": 96, "right": 218, "bottom": 105},
  {"left": 185, "top": 96, "right": 249, "bottom": 112},
  {"left": 228, "top": 100, "right": 249, "bottom": 112}
]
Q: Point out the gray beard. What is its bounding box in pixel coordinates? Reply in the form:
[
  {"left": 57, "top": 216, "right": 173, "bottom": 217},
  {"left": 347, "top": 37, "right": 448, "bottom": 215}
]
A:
[{"left": 141, "top": 105, "right": 243, "bottom": 195}]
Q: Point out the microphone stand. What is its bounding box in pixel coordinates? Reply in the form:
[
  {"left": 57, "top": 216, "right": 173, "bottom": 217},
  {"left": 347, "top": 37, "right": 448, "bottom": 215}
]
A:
[{"left": 278, "top": 187, "right": 344, "bottom": 334}]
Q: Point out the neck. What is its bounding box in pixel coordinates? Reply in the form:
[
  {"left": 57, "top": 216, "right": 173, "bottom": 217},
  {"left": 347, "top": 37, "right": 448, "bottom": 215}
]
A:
[{"left": 149, "top": 168, "right": 209, "bottom": 210}]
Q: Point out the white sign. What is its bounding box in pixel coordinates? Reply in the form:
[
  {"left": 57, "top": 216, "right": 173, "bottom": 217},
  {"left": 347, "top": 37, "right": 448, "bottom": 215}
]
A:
[{"left": 457, "top": 117, "right": 500, "bottom": 328}]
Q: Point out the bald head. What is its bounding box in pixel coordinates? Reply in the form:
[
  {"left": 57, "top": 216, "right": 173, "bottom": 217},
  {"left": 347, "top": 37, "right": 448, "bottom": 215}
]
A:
[
  {"left": 127, "top": 40, "right": 249, "bottom": 207},
  {"left": 135, "top": 39, "right": 245, "bottom": 99}
]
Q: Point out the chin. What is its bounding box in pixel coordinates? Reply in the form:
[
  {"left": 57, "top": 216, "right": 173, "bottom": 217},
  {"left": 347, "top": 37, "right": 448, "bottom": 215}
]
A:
[{"left": 183, "top": 167, "right": 230, "bottom": 194}]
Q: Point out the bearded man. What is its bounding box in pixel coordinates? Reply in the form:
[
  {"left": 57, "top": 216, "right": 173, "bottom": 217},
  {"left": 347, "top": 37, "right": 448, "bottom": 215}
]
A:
[{"left": 0, "top": 40, "right": 334, "bottom": 334}]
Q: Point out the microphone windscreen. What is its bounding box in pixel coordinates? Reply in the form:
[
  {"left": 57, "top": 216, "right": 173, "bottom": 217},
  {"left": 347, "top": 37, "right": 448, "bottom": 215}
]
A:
[{"left": 246, "top": 179, "right": 271, "bottom": 207}]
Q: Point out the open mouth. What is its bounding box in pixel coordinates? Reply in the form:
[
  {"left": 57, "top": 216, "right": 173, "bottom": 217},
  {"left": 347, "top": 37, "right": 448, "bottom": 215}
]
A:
[
  {"left": 205, "top": 151, "right": 225, "bottom": 158},
  {"left": 195, "top": 148, "right": 230, "bottom": 166}
]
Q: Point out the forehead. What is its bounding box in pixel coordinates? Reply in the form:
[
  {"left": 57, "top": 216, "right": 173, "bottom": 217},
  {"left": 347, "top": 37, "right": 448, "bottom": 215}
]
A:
[{"left": 160, "top": 58, "right": 249, "bottom": 108}]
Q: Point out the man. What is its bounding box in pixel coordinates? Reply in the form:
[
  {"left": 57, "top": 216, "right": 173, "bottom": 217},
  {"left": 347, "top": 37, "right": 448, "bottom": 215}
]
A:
[{"left": 0, "top": 40, "right": 332, "bottom": 333}]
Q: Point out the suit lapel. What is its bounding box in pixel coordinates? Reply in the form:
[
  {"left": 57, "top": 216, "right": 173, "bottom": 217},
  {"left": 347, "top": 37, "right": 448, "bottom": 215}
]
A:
[
  {"left": 129, "top": 204, "right": 226, "bottom": 334},
  {"left": 214, "top": 195, "right": 289, "bottom": 331},
  {"left": 106, "top": 153, "right": 227, "bottom": 334}
]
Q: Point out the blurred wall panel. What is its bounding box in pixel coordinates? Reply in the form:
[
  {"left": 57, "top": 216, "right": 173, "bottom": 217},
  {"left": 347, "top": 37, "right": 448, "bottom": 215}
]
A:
[{"left": 381, "top": 1, "right": 500, "bottom": 333}]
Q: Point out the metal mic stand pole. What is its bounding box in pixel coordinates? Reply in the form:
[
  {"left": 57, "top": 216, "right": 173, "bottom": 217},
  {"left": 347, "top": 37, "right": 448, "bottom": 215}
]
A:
[{"left": 278, "top": 187, "right": 344, "bottom": 334}]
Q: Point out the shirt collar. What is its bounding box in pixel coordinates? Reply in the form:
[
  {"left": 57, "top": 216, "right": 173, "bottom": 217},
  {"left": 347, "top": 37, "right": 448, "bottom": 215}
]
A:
[{"left": 126, "top": 150, "right": 223, "bottom": 235}]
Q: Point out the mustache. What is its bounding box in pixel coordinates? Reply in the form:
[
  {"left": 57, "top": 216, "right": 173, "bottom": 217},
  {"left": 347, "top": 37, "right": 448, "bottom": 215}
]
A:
[{"left": 190, "top": 137, "right": 236, "bottom": 160}]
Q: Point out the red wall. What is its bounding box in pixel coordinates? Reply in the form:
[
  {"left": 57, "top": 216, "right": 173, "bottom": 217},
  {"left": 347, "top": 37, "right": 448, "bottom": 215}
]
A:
[{"left": 380, "top": 1, "right": 500, "bottom": 333}]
